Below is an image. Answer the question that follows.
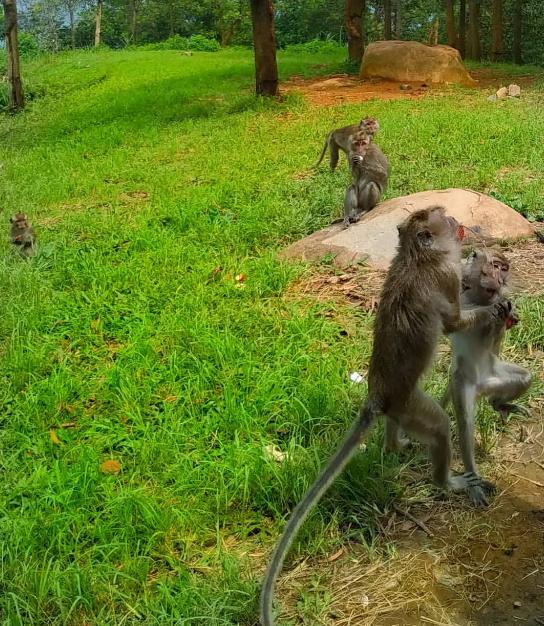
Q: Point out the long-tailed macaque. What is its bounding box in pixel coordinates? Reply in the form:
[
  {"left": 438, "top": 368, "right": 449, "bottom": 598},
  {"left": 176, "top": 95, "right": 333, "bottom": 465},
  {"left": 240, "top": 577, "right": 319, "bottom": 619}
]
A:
[
  {"left": 260, "top": 208, "right": 509, "bottom": 626},
  {"left": 10, "top": 213, "right": 36, "bottom": 257},
  {"left": 313, "top": 117, "right": 380, "bottom": 170},
  {"left": 343, "top": 129, "right": 390, "bottom": 227},
  {"left": 441, "top": 248, "right": 532, "bottom": 506}
]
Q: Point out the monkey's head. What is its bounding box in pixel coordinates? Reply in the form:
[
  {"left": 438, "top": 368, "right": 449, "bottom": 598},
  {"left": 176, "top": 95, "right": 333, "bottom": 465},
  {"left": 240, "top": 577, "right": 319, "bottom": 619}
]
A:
[
  {"left": 463, "top": 248, "right": 510, "bottom": 305},
  {"left": 10, "top": 213, "right": 28, "bottom": 228},
  {"left": 350, "top": 130, "right": 372, "bottom": 157},
  {"left": 359, "top": 117, "right": 379, "bottom": 136},
  {"left": 397, "top": 206, "right": 462, "bottom": 254}
]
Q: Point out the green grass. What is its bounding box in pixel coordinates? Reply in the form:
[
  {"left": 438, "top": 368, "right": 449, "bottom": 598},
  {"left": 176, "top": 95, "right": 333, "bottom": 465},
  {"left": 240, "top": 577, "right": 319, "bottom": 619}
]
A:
[{"left": 1, "top": 47, "right": 543, "bottom": 625}]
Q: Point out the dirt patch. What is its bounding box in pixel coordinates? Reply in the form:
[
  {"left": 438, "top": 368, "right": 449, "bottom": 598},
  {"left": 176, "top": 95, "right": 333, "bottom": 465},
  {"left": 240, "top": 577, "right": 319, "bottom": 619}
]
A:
[
  {"left": 275, "top": 405, "right": 544, "bottom": 626},
  {"left": 281, "top": 67, "right": 543, "bottom": 107}
]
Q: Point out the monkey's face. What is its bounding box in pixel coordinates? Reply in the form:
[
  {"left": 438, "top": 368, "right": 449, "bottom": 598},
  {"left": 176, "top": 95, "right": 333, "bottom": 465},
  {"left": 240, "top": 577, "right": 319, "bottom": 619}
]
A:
[
  {"left": 465, "top": 250, "right": 510, "bottom": 305},
  {"left": 350, "top": 132, "right": 371, "bottom": 159},
  {"left": 10, "top": 213, "right": 28, "bottom": 229},
  {"left": 359, "top": 117, "right": 379, "bottom": 136}
]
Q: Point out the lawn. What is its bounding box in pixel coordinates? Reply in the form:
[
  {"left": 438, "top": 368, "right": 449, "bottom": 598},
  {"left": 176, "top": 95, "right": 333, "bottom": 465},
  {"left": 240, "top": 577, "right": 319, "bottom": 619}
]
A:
[{"left": 1, "top": 47, "right": 543, "bottom": 625}]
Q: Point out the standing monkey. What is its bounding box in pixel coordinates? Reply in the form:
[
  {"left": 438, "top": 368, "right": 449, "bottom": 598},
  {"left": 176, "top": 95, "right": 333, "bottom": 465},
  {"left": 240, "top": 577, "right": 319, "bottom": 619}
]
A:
[
  {"left": 442, "top": 248, "right": 532, "bottom": 505},
  {"left": 343, "top": 129, "right": 390, "bottom": 227},
  {"left": 312, "top": 117, "right": 380, "bottom": 170},
  {"left": 260, "top": 208, "right": 509, "bottom": 626},
  {"left": 9, "top": 213, "right": 36, "bottom": 257}
]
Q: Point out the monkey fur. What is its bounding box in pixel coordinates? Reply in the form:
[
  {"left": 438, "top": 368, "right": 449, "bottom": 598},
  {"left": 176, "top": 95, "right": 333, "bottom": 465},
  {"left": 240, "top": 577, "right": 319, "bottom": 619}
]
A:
[{"left": 260, "top": 208, "right": 510, "bottom": 626}]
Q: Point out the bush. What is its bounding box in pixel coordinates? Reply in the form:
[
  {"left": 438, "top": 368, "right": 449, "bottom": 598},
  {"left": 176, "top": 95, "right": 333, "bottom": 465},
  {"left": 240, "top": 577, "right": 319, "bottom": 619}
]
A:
[
  {"left": 146, "top": 34, "right": 220, "bottom": 52},
  {"left": 284, "top": 38, "right": 344, "bottom": 54},
  {"left": 18, "top": 32, "right": 41, "bottom": 57}
]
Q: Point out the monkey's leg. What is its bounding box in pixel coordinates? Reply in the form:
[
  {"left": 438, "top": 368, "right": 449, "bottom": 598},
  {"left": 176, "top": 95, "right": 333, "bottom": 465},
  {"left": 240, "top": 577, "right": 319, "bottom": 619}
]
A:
[
  {"left": 483, "top": 362, "right": 532, "bottom": 420},
  {"left": 450, "top": 375, "right": 495, "bottom": 506},
  {"left": 357, "top": 181, "right": 381, "bottom": 214},
  {"left": 384, "top": 418, "right": 410, "bottom": 453},
  {"left": 343, "top": 184, "right": 359, "bottom": 227},
  {"left": 329, "top": 141, "right": 340, "bottom": 171},
  {"left": 391, "top": 389, "right": 490, "bottom": 503}
]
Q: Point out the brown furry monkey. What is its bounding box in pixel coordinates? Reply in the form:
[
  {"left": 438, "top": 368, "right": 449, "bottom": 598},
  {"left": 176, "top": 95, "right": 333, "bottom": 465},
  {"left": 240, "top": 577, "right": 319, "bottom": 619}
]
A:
[
  {"left": 10, "top": 213, "right": 36, "bottom": 257},
  {"left": 441, "top": 248, "right": 532, "bottom": 506},
  {"left": 343, "top": 130, "right": 390, "bottom": 227},
  {"left": 260, "top": 208, "right": 509, "bottom": 626},
  {"left": 313, "top": 117, "right": 380, "bottom": 170}
]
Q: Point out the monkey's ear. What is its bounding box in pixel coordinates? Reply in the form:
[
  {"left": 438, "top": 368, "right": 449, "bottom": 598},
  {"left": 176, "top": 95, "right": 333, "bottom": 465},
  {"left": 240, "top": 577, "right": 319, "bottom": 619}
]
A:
[{"left": 416, "top": 229, "right": 434, "bottom": 247}]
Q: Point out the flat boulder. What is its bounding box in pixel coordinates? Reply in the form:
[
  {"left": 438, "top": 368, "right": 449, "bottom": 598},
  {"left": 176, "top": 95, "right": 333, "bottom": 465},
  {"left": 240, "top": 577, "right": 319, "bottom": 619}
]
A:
[
  {"left": 281, "top": 189, "right": 534, "bottom": 269},
  {"left": 360, "top": 41, "right": 476, "bottom": 86}
]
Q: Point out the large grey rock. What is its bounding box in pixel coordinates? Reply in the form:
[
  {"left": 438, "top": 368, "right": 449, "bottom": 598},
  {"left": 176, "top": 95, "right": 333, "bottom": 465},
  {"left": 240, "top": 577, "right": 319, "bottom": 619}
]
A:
[{"left": 281, "top": 189, "right": 534, "bottom": 269}]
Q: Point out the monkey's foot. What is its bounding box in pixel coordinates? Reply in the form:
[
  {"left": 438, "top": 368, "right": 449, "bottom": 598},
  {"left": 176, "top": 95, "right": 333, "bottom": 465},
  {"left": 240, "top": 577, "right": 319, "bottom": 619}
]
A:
[
  {"left": 492, "top": 401, "right": 531, "bottom": 421},
  {"left": 384, "top": 437, "right": 411, "bottom": 454},
  {"left": 448, "top": 472, "right": 496, "bottom": 507}
]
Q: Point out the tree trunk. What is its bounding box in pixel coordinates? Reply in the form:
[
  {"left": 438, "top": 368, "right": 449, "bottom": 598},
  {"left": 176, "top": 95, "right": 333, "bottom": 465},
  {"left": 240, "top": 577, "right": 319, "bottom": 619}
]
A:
[
  {"left": 94, "top": 0, "right": 102, "bottom": 47},
  {"left": 129, "top": 0, "right": 137, "bottom": 43},
  {"left": 428, "top": 17, "right": 439, "bottom": 46},
  {"left": 69, "top": 6, "right": 75, "bottom": 49},
  {"left": 458, "top": 0, "right": 466, "bottom": 57},
  {"left": 344, "top": 0, "right": 364, "bottom": 63},
  {"left": 513, "top": 0, "right": 522, "bottom": 64},
  {"left": 491, "top": 0, "right": 502, "bottom": 61},
  {"left": 249, "top": 0, "right": 278, "bottom": 96},
  {"left": 445, "top": 0, "right": 456, "bottom": 48},
  {"left": 467, "top": 0, "right": 480, "bottom": 60},
  {"left": 384, "top": 0, "right": 391, "bottom": 39},
  {"left": 2, "top": 0, "right": 25, "bottom": 111},
  {"left": 394, "top": 0, "right": 401, "bottom": 38}
]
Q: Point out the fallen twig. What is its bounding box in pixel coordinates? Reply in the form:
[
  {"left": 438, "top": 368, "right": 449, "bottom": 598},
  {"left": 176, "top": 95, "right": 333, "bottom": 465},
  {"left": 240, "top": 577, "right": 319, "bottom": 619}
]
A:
[
  {"left": 393, "top": 503, "right": 434, "bottom": 537},
  {"left": 505, "top": 470, "right": 544, "bottom": 488}
]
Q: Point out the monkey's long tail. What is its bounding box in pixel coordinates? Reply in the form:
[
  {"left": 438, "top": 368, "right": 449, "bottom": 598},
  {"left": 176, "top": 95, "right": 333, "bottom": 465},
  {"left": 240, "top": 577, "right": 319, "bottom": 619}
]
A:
[
  {"left": 311, "top": 135, "right": 330, "bottom": 169},
  {"left": 260, "top": 401, "right": 380, "bottom": 626}
]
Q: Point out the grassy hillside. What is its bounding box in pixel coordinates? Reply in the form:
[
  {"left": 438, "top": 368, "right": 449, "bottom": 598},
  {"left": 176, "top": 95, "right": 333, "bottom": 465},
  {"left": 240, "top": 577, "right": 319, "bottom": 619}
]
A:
[{"left": 1, "top": 47, "right": 543, "bottom": 624}]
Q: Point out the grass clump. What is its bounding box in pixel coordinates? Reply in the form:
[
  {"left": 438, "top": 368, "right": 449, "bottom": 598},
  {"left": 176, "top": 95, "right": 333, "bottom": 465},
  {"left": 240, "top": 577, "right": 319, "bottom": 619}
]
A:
[{"left": 0, "top": 47, "right": 543, "bottom": 624}]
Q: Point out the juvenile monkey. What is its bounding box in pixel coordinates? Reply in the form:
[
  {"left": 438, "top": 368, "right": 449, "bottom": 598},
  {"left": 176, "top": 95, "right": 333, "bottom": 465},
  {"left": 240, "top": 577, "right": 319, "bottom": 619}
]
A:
[
  {"left": 260, "top": 208, "right": 509, "bottom": 626},
  {"left": 342, "top": 130, "right": 390, "bottom": 227},
  {"left": 442, "top": 248, "right": 532, "bottom": 505},
  {"left": 313, "top": 117, "right": 379, "bottom": 170},
  {"left": 10, "top": 213, "right": 36, "bottom": 257}
]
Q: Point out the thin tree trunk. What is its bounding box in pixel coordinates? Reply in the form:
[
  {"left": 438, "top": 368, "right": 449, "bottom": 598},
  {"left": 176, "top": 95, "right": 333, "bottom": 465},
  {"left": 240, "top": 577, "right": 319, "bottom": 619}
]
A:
[
  {"left": 94, "top": 0, "right": 102, "bottom": 47},
  {"left": 513, "top": 0, "right": 522, "bottom": 64},
  {"left": 428, "top": 17, "right": 439, "bottom": 45},
  {"left": 491, "top": 0, "right": 502, "bottom": 61},
  {"left": 129, "top": 0, "right": 137, "bottom": 43},
  {"left": 69, "top": 6, "right": 75, "bottom": 49},
  {"left": 2, "top": 0, "right": 25, "bottom": 111},
  {"left": 458, "top": 0, "right": 466, "bottom": 57},
  {"left": 384, "top": 0, "right": 391, "bottom": 39},
  {"left": 345, "top": 0, "right": 364, "bottom": 63},
  {"left": 394, "top": 0, "right": 402, "bottom": 38},
  {"left": 445, "top": 0, "right": 456, "bottom": 48},
  {"left": 249, "top": 0, "right": 278, "bottom": 96},
  {"left": 467, "top": 0, "right": 480, "bottom": 60}
]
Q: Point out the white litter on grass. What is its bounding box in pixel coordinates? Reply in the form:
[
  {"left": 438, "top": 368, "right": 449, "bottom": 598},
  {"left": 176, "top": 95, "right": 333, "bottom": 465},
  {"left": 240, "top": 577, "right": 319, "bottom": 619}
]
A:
[
  {"left": 263, "top": 444, "right": 290, "bottom": 463},
  {"left": 350, "top": 371, "right": 364, "bottom": 384}
]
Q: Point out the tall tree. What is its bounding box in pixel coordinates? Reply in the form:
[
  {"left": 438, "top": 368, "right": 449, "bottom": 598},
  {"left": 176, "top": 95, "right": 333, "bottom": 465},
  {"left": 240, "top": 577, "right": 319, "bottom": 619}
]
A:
[
  {"left": 384, "top": 0, "right": 391, "bottom": 39},
  {"left": 94, "top": 0, "right": 102, "bottom": 47},
  {"left": 249, "top": 0, "right": 278, "bottom": 96},
  {"left": 467, "top": 0, "right": 480, "bottom": 60},
  {"left": 458, "top": 0, "right": 466, "bottom": 57},
  {"left": 65, "top": 0, "right": 78, "bottom": 49},
  {"left": 394, "top": 0, "right": 401, "bottom": 38},
  {"left": 344, "top": 0, "right": 364, "bottom": 62},
  {"left": 491, "top": 0, "right": 503, "bottom": 61},
  {"left": 445, "top": 0, "right": 456, "bottom": 47},
  {"left": 127, "top": 0, "right": 138, "bottom": 43},
  {"left": 2, "top": 0, "right": 25, "bottom": 111},
  {"left": 513, "top": 0, "right": 522, "bottom": 64}
]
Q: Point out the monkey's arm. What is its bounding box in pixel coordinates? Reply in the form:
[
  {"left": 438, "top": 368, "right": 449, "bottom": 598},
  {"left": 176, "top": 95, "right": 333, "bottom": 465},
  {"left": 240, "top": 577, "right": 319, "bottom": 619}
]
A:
[{"left": 442, "top": 301, "right": 507, "bottom": 334}]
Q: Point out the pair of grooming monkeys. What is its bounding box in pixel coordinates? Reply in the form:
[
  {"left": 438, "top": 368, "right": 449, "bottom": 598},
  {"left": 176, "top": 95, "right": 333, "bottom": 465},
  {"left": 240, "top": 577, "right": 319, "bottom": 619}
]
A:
[{"left": 261, "top": 203, "right": 532, "bottom": 624}]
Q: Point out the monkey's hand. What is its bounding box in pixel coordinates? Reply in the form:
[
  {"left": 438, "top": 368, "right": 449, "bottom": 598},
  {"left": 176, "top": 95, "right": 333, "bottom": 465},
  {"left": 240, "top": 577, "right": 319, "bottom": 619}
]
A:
[
  {"left": 505, "top": 302, "right": 519, "bottom": 330},
  {"left": 491, "top": 298, "right": 513, "bottom": 322}
]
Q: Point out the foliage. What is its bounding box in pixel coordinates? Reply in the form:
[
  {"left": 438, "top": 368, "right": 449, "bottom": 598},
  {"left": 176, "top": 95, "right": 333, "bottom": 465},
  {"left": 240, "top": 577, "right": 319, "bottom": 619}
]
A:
[
  {"left": 285, "top": 37, "right": 345, "bottom": 55},
  {"left": 17, "top": 32, "right": 42, "bottom": 57},
  {"left": 1, "top": 46, "right": 543, "bottom": 624},
  {"left": 146, "top": 33, "right": 221, "bottom": 52}
]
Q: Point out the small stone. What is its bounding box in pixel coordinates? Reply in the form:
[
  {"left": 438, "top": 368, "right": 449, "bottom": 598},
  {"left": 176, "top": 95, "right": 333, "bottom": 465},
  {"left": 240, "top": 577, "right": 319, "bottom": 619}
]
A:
[
  {"left": 513, "top": 600, "right": 522, "bottom": 608},
  {"left": 508, "top": 83, "right": 521, "bottom": 97},
  {"left": 487, "top": 94, "right": 498, "bottom": 102},
  {"left": 360, "top": 594, "right": 370, "bottom": 608},
  {"left": 399, "top": 83, "right": 412, "bottom": 91},
  {"left": 496, "top": 86, "right": 508, "bottom": 99}
]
